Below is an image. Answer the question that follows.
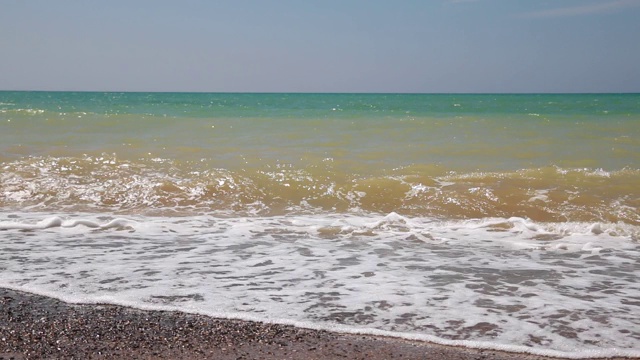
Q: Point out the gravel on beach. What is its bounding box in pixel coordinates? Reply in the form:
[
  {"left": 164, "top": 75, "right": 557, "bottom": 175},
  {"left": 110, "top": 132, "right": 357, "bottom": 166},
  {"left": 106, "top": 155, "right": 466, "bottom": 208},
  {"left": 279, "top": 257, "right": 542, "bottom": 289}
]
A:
[{"left": 0, "top": 288, "right": 631, "bottom": 360}]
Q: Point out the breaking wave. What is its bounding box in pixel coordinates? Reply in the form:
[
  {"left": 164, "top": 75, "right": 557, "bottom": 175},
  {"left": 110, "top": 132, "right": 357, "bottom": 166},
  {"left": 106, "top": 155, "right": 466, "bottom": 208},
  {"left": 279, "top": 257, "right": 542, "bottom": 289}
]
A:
[{"left": 1, "top": 155, "right": 638, "bottom": 224}]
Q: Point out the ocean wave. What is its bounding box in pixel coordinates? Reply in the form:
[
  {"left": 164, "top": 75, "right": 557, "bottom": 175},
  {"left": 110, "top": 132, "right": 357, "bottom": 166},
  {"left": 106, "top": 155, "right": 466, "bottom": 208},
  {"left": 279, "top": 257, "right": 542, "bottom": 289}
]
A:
[{"left": 1, "top": 155, "right": 639, "bottom": 224}]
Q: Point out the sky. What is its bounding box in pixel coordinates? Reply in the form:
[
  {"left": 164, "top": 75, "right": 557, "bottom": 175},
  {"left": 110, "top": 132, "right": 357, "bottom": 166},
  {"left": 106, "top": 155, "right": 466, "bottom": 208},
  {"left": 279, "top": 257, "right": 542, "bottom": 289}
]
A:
[{"left": 1, "top": 0, "right": 639, "bottom": 93}]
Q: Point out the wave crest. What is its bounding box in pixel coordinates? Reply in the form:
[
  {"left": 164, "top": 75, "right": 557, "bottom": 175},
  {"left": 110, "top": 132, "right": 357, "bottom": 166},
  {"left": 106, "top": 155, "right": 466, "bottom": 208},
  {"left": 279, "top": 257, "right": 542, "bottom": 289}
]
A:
[{"left": 1, "top": 155, "right": 638, "bottom": 224}]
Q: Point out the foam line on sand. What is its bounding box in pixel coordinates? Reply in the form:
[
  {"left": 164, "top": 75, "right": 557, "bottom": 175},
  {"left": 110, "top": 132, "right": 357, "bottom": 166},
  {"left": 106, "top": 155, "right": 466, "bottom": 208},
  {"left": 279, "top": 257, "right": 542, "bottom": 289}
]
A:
[{"left": 0, "top": 289, "right": 632, "bottom": 360}]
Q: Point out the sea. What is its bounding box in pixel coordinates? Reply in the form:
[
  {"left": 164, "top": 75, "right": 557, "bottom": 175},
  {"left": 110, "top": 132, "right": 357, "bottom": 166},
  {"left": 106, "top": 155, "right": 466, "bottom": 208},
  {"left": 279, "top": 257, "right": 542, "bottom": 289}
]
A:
[{"left": 1, "top": 92, "right": 639, "bottom": 358}]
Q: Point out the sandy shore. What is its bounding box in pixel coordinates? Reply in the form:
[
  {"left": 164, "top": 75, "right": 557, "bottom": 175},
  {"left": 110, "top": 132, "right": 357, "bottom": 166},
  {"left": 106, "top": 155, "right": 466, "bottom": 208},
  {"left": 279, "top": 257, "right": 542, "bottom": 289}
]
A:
[{"left": 0, "top": 288, "right": 632, "bottom": 360}]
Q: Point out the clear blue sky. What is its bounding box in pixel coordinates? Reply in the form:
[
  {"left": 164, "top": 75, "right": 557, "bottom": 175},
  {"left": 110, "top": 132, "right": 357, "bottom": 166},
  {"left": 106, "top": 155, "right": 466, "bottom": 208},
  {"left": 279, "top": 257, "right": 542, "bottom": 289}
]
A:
[{"left": 1, "top": 0, "right": 639, "bottom": 93}]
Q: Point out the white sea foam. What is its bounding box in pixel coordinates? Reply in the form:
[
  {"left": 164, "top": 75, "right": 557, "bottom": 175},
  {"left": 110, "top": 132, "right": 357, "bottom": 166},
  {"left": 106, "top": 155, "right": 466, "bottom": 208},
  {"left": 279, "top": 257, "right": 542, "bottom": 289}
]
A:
[
  {"left": 1, "top": 211, "right": 639, "bottom": 358},
  {"left": 0, "top": 216, "right": 136, "bottom": 230}
]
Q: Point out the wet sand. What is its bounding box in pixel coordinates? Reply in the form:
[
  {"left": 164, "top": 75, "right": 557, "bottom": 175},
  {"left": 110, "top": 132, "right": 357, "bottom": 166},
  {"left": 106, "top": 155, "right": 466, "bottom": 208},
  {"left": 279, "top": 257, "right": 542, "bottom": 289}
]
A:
[{"left": 0, "top": 289, "right": 631, "bottom": 360}]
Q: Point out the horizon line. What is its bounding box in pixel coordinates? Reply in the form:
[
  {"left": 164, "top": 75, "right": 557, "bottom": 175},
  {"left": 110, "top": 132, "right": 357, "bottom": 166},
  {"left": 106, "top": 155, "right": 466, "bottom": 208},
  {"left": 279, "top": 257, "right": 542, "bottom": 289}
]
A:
[{"left": 1, "top": 89, "right": 639, "bottom": 96}]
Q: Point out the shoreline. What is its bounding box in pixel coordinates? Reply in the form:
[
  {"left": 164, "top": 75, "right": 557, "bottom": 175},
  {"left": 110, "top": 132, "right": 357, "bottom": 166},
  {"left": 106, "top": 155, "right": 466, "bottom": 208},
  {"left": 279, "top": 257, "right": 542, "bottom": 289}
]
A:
[{"left": 0, "top": 289, "right": 634, "bottom": 360}]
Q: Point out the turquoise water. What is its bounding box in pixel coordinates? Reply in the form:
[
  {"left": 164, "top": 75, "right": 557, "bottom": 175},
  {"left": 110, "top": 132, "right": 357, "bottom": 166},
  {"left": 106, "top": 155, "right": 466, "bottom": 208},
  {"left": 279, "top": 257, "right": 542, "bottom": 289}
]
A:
[
  {"left": 2, "top": 92, "right": 638, "bottom": 172},
  {"left": 3, "top": 92, "right": 638, "bottom": 118},
  {"left": 1, "top": 92, "right": 639, "bottom": 357}
]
